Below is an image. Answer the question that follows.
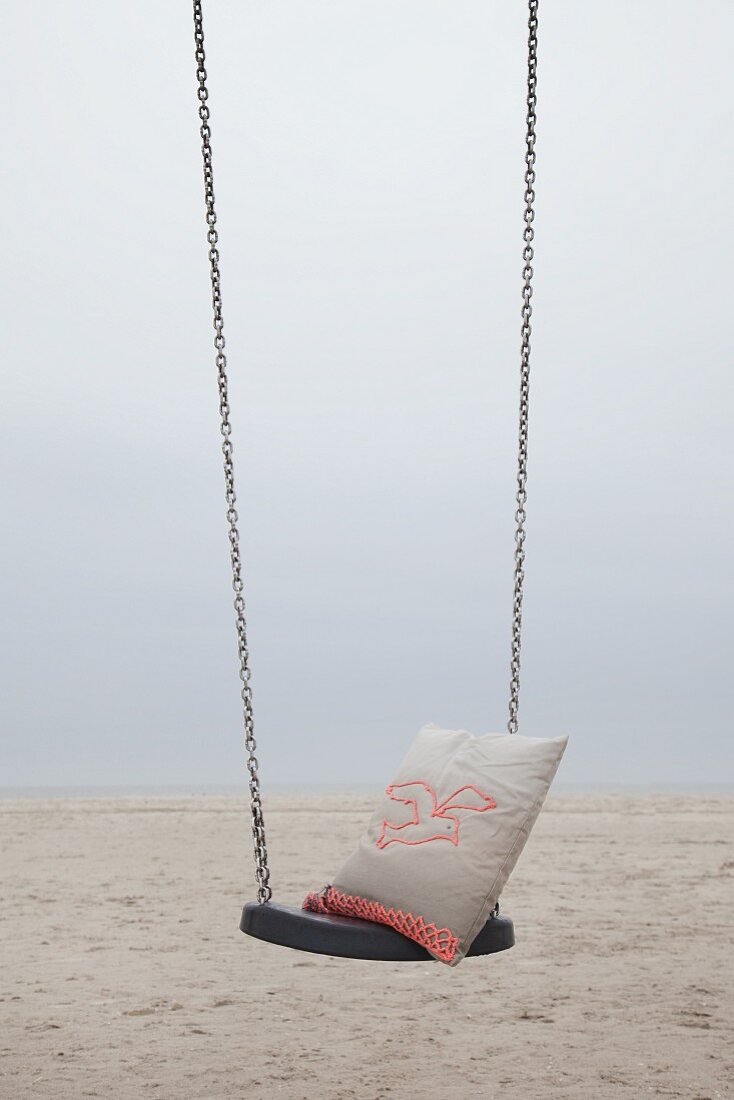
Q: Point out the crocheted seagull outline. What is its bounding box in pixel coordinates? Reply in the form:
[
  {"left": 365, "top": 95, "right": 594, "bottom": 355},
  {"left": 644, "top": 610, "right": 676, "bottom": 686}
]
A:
[{"left": 376, "top": 780, "right": 496, "bottom": 849}]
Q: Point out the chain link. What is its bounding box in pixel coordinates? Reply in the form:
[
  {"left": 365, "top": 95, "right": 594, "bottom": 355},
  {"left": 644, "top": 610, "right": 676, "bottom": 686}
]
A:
[
  {"left": 507, "top": 0, "right": 539, "bottom": 735},
  {"left": 192, "top": 0, "right": 272, "bottom": 903}
]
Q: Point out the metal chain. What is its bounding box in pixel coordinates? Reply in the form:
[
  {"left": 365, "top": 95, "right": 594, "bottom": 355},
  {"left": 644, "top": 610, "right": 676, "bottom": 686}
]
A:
[
  {"left": 192, "top": 0, "right": 534, "bottom": 879},
  {"left": 507, "top": 0, "right": 539, "bottom": 735},
  {"left": 193, "top": 0, "right": 271, "bottom": 903}
]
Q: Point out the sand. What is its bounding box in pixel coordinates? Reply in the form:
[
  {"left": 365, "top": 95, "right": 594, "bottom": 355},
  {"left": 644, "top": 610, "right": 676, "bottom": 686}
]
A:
[{"left": 0, "top": 793, "right": 732, "bottom": 1100}]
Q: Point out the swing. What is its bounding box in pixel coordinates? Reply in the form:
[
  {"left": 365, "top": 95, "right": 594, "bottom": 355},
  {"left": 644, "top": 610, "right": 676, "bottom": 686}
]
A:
[{"left": 193, "top": 0, "right": 539, "bottom": 960}]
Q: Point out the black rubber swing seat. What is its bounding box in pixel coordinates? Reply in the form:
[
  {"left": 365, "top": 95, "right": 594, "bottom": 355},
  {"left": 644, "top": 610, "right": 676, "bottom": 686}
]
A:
[{"left": 240, "top": 901, "right": 514, "bottom": 961}]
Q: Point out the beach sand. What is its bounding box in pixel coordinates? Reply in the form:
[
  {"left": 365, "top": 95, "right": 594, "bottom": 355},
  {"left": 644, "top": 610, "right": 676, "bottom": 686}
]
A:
[{"left": 0, "top": 794, "right": 731, "bottom": 1099}]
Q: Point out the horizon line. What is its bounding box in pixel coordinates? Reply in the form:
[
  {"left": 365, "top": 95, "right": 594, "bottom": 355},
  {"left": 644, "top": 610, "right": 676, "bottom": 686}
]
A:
[{"left": 2, "top": 781, "right": 733, "bottom": 800}]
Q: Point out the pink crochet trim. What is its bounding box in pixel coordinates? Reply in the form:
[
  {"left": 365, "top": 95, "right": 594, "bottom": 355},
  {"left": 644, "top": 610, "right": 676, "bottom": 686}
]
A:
[{"left": 303, "top": 886, "right": 458, "bottom": 962}]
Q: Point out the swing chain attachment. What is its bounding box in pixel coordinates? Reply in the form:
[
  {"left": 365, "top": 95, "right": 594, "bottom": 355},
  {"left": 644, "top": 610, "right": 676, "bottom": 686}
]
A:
[
  {"left": 193, "top": 0, "right": 272, "bottom": 903},
  {"left": 508, "top": 0, "right": 539, "bottom": 736}
]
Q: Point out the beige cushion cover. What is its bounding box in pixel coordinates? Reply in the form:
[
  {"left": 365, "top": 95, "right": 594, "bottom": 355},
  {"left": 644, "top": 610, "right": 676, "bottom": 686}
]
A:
[{"left": 321, "top": 723, "right": 567, "bottom": 965}]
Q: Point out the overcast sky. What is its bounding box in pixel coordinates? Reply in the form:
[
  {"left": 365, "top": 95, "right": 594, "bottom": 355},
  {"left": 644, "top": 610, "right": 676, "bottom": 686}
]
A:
[{"left": 1, "top": 1, "right": 732, "bottom": 789}]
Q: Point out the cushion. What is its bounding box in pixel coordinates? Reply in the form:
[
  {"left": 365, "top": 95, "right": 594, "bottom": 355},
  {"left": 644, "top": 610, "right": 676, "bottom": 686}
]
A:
[{"left": 304, "top": 722, "right": 567, "bottom": 965}]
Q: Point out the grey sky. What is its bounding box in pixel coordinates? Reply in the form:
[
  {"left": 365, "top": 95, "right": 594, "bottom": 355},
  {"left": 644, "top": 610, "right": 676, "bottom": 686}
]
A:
[{"left": 2, "top": 1, "right": 732, "bottom": 788}]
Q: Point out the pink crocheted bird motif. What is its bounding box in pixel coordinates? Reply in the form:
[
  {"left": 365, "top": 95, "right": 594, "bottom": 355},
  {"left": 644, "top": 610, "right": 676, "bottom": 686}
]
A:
[{"left": 376, "top": 780, "right": 496, "bottom": 849}]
